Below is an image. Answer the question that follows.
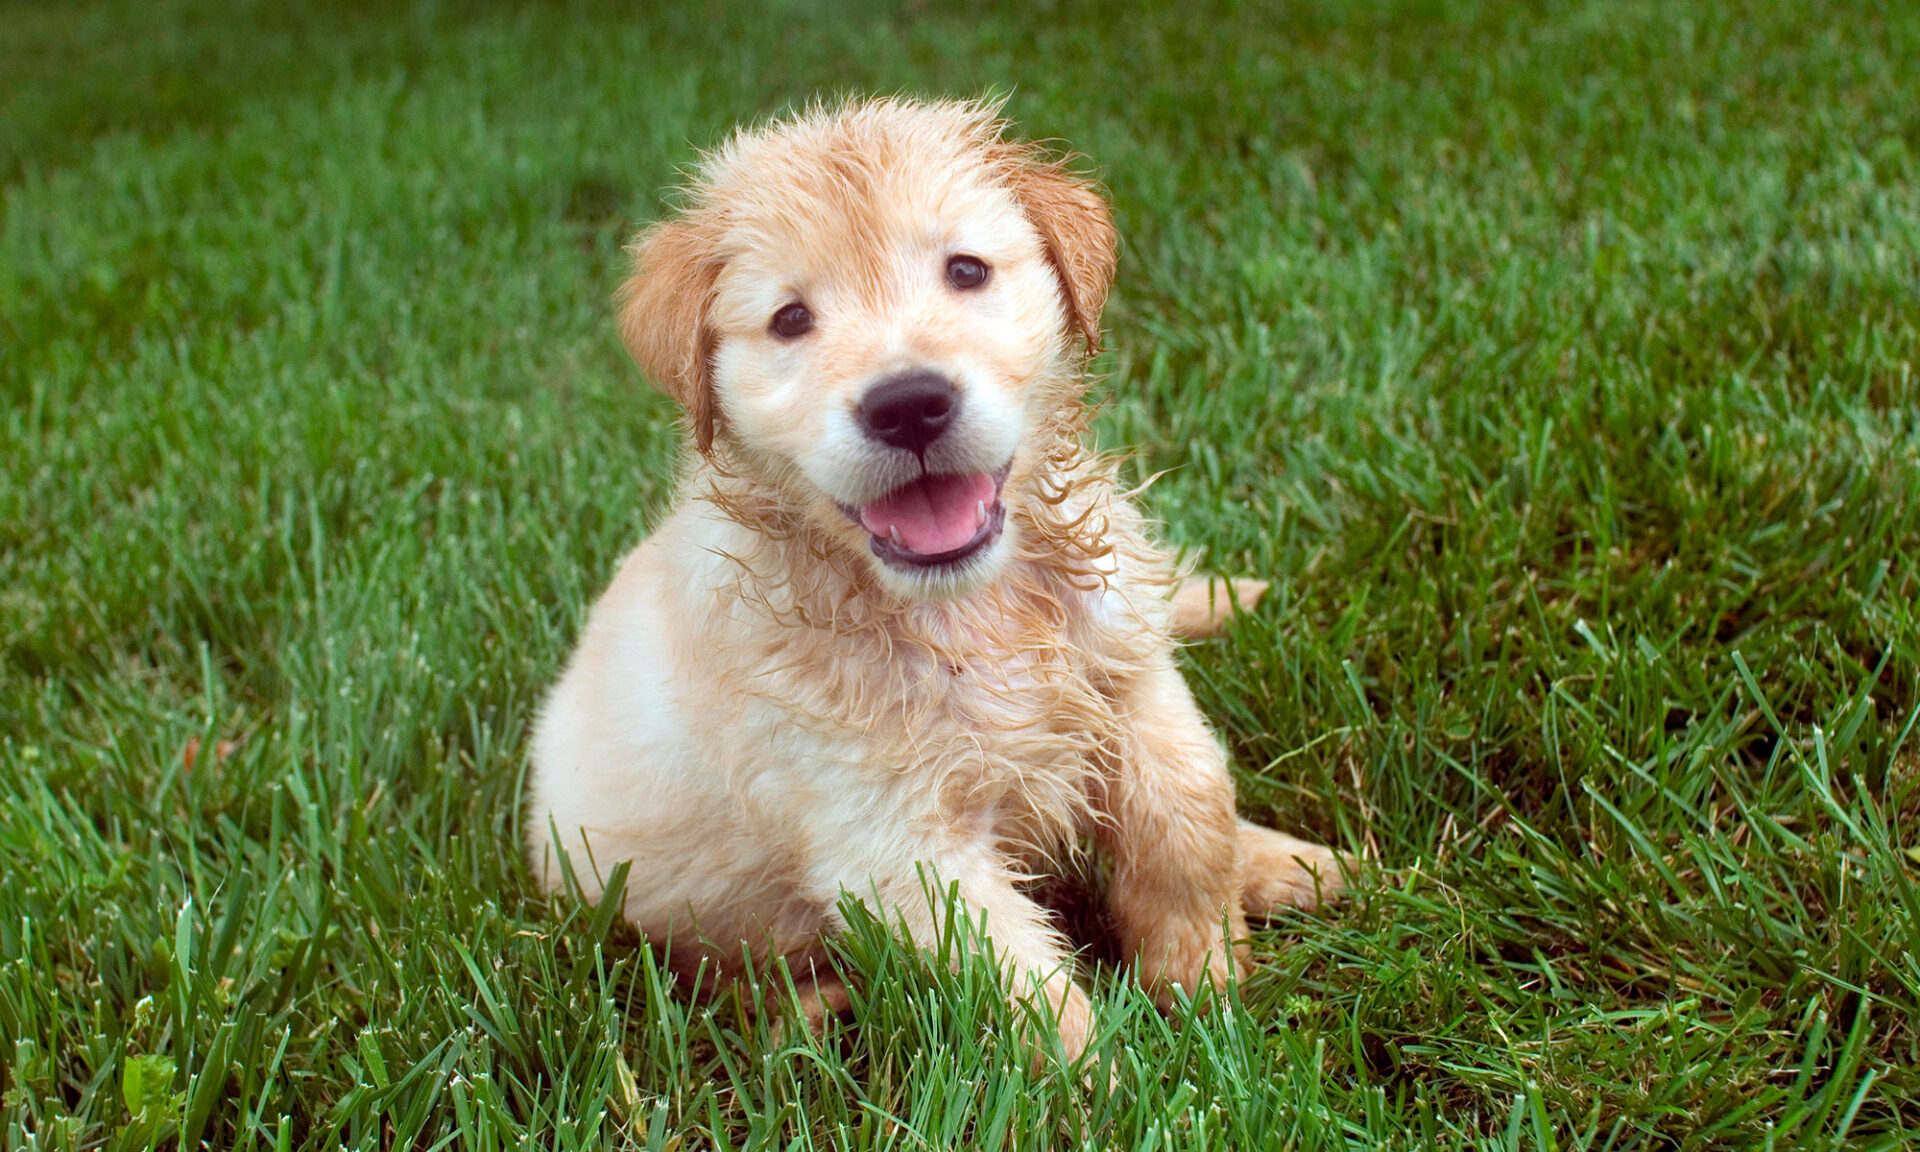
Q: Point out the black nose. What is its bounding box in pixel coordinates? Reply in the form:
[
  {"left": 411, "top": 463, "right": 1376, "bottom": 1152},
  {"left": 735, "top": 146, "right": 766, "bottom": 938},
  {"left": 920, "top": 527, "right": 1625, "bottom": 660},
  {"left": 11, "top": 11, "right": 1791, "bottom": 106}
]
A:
[{"left": 859, "top": 371, "right": 958, "bottom": 453}]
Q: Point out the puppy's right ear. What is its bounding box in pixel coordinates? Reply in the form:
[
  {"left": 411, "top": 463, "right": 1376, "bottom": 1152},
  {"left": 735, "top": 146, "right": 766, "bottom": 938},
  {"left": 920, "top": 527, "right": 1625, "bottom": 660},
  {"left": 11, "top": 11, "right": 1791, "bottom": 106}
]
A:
[{"left": 616, "top": 220, "right": 721, "bottom": 453}]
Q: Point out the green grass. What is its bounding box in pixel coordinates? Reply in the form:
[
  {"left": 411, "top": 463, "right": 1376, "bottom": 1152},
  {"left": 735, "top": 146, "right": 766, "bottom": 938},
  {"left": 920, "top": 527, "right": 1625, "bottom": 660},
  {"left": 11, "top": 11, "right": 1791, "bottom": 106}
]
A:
[{"left": 4, "top": 0, "right": 1918, "bottom": 1146}]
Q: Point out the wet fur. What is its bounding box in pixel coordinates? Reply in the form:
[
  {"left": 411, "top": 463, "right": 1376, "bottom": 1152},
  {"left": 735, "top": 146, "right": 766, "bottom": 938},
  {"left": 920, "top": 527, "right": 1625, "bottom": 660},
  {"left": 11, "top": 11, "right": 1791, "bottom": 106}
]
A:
[{"left": 527, "top": 97, "right": 1341, "bottom": 1062}]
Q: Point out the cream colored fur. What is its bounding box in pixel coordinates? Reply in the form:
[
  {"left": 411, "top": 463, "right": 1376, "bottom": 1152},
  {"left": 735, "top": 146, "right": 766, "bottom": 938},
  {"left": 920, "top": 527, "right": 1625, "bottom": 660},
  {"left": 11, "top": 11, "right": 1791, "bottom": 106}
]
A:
[{"left": 527, "top": 97, "right": 1341, "bottom": 1062}]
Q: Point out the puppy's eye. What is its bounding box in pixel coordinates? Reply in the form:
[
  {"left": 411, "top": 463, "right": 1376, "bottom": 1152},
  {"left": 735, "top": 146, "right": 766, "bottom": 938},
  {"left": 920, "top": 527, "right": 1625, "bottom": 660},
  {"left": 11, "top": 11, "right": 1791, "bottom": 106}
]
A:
[
  {"left": 770, "top": 303, "right": 814, "bottom": 338},
  {"left": 945, "top": 255, "right": 990, "bottom": 290}
]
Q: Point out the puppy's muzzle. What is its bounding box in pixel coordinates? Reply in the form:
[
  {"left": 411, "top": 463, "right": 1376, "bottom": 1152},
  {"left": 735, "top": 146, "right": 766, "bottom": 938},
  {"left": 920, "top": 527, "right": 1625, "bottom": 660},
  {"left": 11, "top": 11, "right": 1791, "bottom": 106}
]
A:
[
  {"left": 838, "top": 370, "right": 1010, "bottom": 575},
  {"left": 860, "top": 370, "right": 957, "bottom": 454}
]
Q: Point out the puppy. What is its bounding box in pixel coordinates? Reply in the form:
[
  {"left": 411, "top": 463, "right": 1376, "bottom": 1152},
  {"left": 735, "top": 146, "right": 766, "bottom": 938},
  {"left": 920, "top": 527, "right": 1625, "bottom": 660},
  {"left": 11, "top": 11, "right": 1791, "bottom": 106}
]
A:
[{"left": 528, "top": 97, "right": 1340, "bottom": 1060}]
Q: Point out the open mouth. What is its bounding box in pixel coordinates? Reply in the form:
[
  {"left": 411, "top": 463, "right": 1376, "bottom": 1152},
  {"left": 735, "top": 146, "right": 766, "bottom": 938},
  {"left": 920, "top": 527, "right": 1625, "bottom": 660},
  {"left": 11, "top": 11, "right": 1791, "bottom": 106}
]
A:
[{"left": 842, "top": 463, "right": 1011, "bottom": 570}]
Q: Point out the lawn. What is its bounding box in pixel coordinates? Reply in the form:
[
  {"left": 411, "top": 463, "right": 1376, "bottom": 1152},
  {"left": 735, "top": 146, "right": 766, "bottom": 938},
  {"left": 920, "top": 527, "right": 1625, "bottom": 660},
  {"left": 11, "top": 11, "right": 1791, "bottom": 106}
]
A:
[{"left": 3, "top": 0, "right": 1918, "bottom": 1147}]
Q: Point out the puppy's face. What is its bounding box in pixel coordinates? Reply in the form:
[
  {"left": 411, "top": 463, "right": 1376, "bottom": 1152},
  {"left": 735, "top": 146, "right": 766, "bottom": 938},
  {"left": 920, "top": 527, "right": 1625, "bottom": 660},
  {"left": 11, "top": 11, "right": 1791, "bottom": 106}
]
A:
[{"left": 619, "top": 100, "right": 1116, "bottom": 599}]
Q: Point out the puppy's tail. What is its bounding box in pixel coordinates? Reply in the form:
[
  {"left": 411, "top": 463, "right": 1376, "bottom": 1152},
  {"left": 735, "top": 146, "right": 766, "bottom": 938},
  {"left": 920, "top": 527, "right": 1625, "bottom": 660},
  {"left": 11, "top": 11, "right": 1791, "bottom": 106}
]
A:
[{"left": 1169, "top": 576, "right": 1269, "bottom": 640}]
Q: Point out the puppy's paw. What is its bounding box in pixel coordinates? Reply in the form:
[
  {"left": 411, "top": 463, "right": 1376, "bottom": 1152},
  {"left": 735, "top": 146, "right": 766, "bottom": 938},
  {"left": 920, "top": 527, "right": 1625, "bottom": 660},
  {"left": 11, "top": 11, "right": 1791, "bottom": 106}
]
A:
[
  {"left": 1132, "top": 909, "right": 1248, "bottom": 1013},
  {"left": 1239, "top": 822, "right": 1346, "bottom": 915},
  {"left": 1034, "top": 984, "right": 1120, "bottom": 1091},
  {"left": 1018, "top": 978, "right": 1095, "bottom": 1074},
  {"left": 1052, "top": 983, "right": 1094, "bottom": 1063},
  {"left": 787, "top": 974, "right": 854, "bottom": 1035}
]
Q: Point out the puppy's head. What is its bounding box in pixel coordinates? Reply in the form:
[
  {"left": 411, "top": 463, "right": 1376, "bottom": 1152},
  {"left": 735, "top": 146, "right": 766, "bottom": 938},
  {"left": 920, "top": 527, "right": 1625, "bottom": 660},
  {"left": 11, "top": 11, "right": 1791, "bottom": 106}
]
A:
[{"left": 618, "top": 97, "right": 1117, "bottom": 599}]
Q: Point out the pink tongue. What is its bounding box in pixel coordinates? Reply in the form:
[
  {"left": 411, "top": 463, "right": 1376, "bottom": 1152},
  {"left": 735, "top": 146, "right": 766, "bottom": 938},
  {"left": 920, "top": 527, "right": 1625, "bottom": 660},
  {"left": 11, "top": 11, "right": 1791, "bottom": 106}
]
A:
[{"left": 859, "top": 472, "right": 997, "bottom": 555}]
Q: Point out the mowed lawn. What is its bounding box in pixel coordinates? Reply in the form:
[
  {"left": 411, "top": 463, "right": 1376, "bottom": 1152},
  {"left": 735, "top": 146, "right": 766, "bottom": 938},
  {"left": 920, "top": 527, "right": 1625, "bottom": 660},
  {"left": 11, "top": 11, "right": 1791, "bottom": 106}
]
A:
[{"left": 4, "top": 0, "right": 1918, "bottom": 1147}]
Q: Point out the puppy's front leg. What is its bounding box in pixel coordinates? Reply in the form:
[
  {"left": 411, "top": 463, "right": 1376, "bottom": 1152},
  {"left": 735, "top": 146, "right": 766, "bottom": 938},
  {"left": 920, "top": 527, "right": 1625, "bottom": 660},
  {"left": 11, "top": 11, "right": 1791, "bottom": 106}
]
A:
[
  {"left": 817, "top": 840, "right": 1092, "bottom": 1062},
  {"left": 1096, "top": 654, "right": 1251, "bottom": 1008}
]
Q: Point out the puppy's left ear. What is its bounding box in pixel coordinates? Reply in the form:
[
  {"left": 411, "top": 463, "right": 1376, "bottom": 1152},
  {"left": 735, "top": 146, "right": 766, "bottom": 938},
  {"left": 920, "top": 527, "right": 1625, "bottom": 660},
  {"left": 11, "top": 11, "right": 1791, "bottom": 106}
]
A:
[{"left": 1005, "top": 159, "right": 1118, "bottom": 354}]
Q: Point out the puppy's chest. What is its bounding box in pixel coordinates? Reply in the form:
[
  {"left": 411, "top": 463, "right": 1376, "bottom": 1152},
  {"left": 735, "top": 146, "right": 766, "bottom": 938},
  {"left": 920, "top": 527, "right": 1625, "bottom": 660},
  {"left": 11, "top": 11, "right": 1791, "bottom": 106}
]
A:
[
  {"left": 746, "top": 604, "right": 1119, "bottom": 821},
  {"left": 922, "top": 639, "right": 1102, "bottom": 741},
  {"left": 883, "top": 627, "right": 1116, "bottom": 830}
]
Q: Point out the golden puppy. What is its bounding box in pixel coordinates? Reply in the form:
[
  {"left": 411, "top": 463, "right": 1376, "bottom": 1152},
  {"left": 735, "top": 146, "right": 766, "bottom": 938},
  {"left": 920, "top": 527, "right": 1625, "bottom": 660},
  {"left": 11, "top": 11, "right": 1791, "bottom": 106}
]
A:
[{"left": 528, "top": 97, "right": 1340, "bottom": 1060}]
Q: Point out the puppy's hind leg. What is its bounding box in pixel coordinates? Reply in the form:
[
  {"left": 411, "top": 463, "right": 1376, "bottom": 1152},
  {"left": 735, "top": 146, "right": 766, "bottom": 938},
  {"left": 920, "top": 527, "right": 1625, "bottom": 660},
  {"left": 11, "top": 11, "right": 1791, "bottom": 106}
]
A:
[{"left": 1239, "top": 819, "right": 1345, "bottom": 916}]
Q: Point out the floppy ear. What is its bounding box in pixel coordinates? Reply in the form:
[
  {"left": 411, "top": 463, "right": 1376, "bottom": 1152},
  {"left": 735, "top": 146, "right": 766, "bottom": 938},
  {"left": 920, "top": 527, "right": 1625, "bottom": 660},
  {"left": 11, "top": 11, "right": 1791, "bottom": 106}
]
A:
[
  {"left": 616, "top": 220, "right": 721, "bottom": 452},
  {"left": 1004, "top": 159, "right": 1118, "bottom": 354}
]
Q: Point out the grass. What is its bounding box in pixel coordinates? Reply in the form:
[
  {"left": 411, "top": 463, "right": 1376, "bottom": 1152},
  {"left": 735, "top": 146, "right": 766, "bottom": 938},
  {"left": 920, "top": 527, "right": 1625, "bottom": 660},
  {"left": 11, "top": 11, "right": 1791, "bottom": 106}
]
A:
[{"left": 3, "top": 0, "right": 1918, "bottom": 1146}]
